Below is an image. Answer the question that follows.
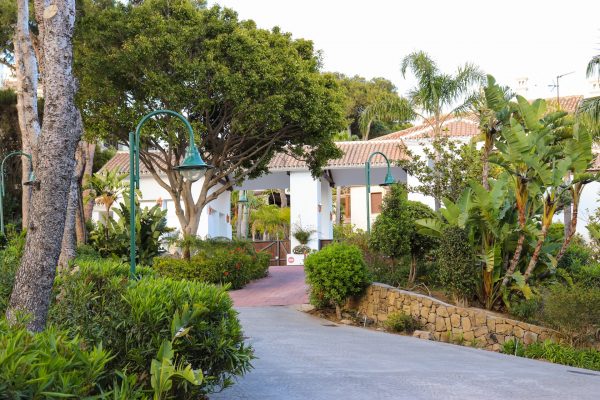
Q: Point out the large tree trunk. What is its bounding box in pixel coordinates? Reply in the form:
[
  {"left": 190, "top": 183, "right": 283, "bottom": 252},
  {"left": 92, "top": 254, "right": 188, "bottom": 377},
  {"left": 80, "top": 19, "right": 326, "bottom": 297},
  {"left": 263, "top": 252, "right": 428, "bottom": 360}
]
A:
[
  {"left": 59, "top": 139, "right": 87, "bottom": 267},
  {"left": 524, "top": 223, "right": 551, "bottom": 280},
  {"left": 556, "top": 185, "right": 582, "bottom": 262},
  {"left": 58, "top": 174, "right": 78, "bottom": 270},
  {"left": 13, "top": 0, "right": 41, "bottom": 231},
  {"left": 7, "top": 0, "right": 81, "bottom": 332}
]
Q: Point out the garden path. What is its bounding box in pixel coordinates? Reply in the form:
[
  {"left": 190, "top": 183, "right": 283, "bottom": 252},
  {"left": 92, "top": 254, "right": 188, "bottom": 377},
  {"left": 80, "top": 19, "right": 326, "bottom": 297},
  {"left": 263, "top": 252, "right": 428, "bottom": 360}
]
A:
[
  {"left": 212, "top": 306, "right": 600, "bottom": 400},
  {"left": 229, "top": 265, "right": 309, "bottom": 307}
]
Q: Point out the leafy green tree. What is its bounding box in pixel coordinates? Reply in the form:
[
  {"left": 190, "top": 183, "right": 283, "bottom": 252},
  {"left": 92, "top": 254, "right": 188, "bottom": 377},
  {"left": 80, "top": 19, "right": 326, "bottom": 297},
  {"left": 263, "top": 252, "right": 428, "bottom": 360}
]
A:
[
  {"left": 579, "top": 54, "right": 600, "bottom": 131},
  {"left": 334, "top": 73, "right": 412, "bottom": 139},
  {"left": 74, "top": 0, "right": 346, "bottom": 237},
  {"left": 369, "top": 184, "right": 437, "bottom": 283},
  {"left": 250, "top": 204, "right": 290, "bottom": 240},
  {"left": 361, "top": 51, "right": 484, "bottom": 209},
  {"left": 399, "top": 137, "right": 483, "bottom": 203},
  {"left": 83, "top": 169, "right": 128, "bottom": 239}
]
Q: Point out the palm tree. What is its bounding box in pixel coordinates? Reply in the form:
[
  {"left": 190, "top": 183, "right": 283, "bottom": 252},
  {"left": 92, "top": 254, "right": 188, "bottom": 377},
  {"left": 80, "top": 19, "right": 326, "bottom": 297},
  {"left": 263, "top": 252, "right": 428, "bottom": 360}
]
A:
[
  {"left": 578, "top": 54, "right": 600, "bottom": 138},
  {"left": 360, "top": 51, "right": 484, "bottom": 208},
  {"left": 84, "top": 169, "right": 128, "bottom": 239}
]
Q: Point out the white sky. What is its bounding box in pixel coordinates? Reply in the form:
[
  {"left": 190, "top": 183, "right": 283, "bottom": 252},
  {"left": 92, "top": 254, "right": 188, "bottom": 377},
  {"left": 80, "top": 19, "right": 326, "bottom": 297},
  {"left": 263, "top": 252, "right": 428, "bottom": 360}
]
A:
[{"left": 209, "top": 0, "right": 600, "bottom": 100}]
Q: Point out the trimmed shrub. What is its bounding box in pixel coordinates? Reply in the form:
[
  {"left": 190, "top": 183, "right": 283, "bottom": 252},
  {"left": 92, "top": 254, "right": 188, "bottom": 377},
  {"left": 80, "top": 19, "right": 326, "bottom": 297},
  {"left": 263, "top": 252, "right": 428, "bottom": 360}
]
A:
[
  {"left": 434, "top": 226, "right": 478, "bottom": 304},
  {"left": 503, "top": 339, "right": 600, "bottom": 371},
  {"left": 540, "top": 284, "right": 600, "bottom": 345},
  {"left": 573, "top": 263, "right": 600, "bottom": 288},
  {"left": 384, "top": 312, "right": 421, "bottom": 333},
  {"left": 509, "top": 296, "right": 542, "bottom": 323},
  {"left": 304, "top": 243, "right": 371, "bottom": 317},
  {"left": 49, "top": 258, "right": 253, "bottom": 396},
  {"left": 155, "top": 241, "right": 270, "bottom": 289},
  {"left": 370, "top": 185, "right": 437, "bottom": 283}
]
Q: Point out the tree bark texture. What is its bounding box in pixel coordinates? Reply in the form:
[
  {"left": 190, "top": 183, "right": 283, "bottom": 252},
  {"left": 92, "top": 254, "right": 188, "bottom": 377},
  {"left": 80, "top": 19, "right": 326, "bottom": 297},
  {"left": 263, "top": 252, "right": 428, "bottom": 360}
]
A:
[
  {"left": 82, "top": 142, "right": 96, "bottom": 221},
  {"left": 13, "top": 0, "right": 41, "bottom": 230},
  {"left": 59, "top": 138, "right": 86, "bottom": 269},
  {"left": 7, "top": 0, "right": 82, "bottom": 332}
]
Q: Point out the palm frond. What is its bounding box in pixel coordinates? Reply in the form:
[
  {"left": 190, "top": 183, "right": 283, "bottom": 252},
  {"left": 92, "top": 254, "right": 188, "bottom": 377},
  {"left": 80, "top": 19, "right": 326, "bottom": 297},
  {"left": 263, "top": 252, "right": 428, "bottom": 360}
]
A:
[
  {"left": 586, "top": 55, "right": 600, "bottom": 79},
  {"left": 358, "top": 97, "right": 414, "bottom": 138}
]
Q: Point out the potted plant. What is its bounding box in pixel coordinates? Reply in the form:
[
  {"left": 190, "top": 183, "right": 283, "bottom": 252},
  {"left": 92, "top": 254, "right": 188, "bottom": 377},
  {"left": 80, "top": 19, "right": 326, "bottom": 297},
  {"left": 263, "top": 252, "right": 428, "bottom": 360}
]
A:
[{"left": 288, "top": 224, "right": 315, "bottom": 265}]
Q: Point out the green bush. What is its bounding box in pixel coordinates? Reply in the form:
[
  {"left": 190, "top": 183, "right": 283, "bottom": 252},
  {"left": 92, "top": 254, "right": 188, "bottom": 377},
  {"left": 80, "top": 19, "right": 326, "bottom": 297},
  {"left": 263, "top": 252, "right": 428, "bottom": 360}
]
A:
[
  {"left": 509, "top": 296, "right": 542, "bottom": 323},
  {"left": 539, "top": 284, "right": 600, "bottom": 345},
  {"left": 502, "top": 339, "right": 600, "bottom": 371},
  {"left": 557, "top": 237, "right": 594, "bottom": 272},
  {"left": 573, "top": 263, "right": 600, "bottom": 288},
  {"left": 304, "top": 243, "right": 371, "bottom": 316},
  {"left": 49, "top": 258, "right": 253, "bottom": 396},
  {"left": 384, "top": 312, "right": 421, "bottom": 333},
  {"left": 0, "top": 318, "right": 137, "bottom": 397},
  {"left": 89, "top": 198, "right": 173, "bottom": 266},
  {"left": 0, "top": 230, "right": 25, "bottom": 315},
  {"left": 434, "top": 226, "right": 478, "bottom": 304},
  {"left": 155, "top": 240, "right": 270, "bottom": 289}
]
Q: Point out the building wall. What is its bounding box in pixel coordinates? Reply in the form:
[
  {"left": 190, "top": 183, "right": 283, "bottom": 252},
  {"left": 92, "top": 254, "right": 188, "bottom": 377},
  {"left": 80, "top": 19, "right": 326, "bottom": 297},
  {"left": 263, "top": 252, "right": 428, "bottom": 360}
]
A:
[
  {"left": 92, "top": 174, "right": 232, "bottom": 239},
  {"left": 349, "top": 185, "right": 386, "bottom": 231}
]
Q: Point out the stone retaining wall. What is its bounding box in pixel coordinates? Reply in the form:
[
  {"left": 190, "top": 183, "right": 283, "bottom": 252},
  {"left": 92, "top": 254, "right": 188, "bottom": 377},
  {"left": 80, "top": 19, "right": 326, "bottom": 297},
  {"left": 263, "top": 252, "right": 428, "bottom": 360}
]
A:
[{"left": 352, "top": 283, "right": 561, "bottom": 351}]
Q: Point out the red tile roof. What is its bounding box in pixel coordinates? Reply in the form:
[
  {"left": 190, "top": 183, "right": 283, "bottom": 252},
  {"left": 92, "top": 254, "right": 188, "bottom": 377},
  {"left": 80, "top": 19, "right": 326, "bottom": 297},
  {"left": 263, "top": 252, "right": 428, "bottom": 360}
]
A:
[
  {"left": 374, "top": 96, "right": 584, "bottom": 142},
  {"left": 372, "top": 116, "right": 479, "bottom": 141},
  {"left": 101, "top": 140, "right": 409, "bottom": 175}
]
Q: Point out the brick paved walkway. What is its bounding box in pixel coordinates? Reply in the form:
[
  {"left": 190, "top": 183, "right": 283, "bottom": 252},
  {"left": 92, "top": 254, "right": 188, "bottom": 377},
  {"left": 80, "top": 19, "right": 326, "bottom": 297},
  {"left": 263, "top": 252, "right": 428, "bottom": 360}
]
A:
[{"left": 229, "top": 265, "right": 309, "bottom": 307}]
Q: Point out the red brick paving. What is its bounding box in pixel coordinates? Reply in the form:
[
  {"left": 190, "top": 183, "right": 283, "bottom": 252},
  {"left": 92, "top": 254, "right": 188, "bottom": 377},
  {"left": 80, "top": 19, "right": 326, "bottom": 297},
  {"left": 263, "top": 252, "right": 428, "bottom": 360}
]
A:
[{"left": 229, "top": 265, "right": 309, "bottom": 307}]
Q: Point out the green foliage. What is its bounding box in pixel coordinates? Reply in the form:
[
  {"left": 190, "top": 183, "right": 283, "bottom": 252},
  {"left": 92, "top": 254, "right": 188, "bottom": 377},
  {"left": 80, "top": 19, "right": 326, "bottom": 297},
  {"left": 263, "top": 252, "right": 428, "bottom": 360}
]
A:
[
  {"left": 434, "top": 226, "right": 478, "bottom": 303},
  {"left": 509, "top": 296, "right": 542, "bottom": 323},
  {"left": 334, "top": 73, "right": 411, "bottom": 139},
  {"left": 155, "top": 240, "right": 269, "bottom": 289},
  {"left": 0, "top": 229, "right": 25, "bottom": 315},
  {"left": 49, "top": 258, "right": 253, "bottom": 395},
  {"left": 503, "top": 339, "right": 600, "bottom": 372},
  {"left": 250, "top": 205, "right": 290, "bottom": 240},
  {"left": 0, "top": 318, "right": 125, "bottom": 397},
  {"left": 89, "top": 197, "right": 173, "bottom": 266},
  {"left": 304, "top": 243, "right": 371, "bottom": 310},
  {"left": 0, "top": 89, "right": 23, "bottom": 226},
  {"left": 384, "top": 312, "right": 421, "bottom": 333},
  {"left": 540, "top": 284, "right": 600, "bottom": 345},
  {"left": 400, "top": 138, "right": 483, "bottom": 203},
  {"left": 292, "top": 223, "right": 315, "bottom": 245},
  {"left": 92, "top": 145, "right": 117, "bottom": 173},
  {"left": 370, "top": 184, "right": 437, "bottom": 283},
  {"left": 76, "top": 0, "right": 345, "bottom": 182}
]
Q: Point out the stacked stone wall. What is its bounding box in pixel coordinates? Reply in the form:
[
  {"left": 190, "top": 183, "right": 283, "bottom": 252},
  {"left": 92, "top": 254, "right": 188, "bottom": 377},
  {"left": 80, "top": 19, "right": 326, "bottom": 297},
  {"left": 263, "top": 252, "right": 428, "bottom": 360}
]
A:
[{"left": 353, "top": 283, "right": 561, "bottom": 351}]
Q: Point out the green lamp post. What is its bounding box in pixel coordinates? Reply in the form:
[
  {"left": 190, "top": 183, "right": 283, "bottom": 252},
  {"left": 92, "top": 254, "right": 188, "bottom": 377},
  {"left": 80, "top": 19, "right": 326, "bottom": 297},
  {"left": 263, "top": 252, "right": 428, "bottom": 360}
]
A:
[
  {"left": 129, "top": 110, "right": 211, "bottom": 278},
  {"left": 1, "top": 151, "right": 35, "bottom": 235},
  {"left": 365, "top": 151, "right": 394, "bottom": 234}
]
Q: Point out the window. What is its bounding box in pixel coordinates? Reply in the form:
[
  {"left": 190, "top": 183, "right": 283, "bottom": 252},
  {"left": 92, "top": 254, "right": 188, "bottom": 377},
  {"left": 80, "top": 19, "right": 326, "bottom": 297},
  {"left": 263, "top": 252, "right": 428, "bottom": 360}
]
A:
[{"left": 370, "top": 192, "right": 382, "bottom": 214}]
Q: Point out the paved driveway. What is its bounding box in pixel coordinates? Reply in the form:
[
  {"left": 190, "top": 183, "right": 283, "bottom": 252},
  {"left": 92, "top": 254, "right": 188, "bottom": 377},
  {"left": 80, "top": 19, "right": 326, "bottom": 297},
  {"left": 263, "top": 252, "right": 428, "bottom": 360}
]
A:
[
  {"left": 228, "top": 265, "right": 308, "bottom": 307},
  {"left": 213, "top": 306, "right": 600, "bottom": 400}
]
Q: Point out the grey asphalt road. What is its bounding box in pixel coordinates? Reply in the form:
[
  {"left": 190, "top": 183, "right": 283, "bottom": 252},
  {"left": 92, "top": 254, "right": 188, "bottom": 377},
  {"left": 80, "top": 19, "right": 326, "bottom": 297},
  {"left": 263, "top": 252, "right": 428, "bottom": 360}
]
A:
[{"left": 212, "top": 306, "right": 600, "bottom": 400}]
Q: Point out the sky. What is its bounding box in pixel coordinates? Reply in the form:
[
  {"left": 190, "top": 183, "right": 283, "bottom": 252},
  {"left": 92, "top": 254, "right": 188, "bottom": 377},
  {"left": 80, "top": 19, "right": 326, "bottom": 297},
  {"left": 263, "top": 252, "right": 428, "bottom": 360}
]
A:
[{"left": 208, "top": 0, "right": 600, "bottom": 100}]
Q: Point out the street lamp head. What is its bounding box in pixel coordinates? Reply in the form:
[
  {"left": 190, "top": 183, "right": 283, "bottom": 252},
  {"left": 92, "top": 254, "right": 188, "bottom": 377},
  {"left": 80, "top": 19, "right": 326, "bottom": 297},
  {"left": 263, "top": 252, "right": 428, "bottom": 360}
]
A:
[
  {"left": 381, "top": 171, "right": 395, "bottom": 187},
  {"left": 22, "top": 171, "right": 36, "bottom": 186},
  {"left": 174, "top": 145, "right": 211, "bottom": 182},
  {"left": 238, "top": 190, "right": 248, "bottom": 203}
]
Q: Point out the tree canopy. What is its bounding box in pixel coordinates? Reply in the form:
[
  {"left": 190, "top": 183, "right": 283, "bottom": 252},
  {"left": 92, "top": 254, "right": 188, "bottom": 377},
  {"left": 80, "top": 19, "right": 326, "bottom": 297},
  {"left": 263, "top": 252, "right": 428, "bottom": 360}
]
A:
[{"left": 73, "top": 0, "right": 346, "bottom": 234}]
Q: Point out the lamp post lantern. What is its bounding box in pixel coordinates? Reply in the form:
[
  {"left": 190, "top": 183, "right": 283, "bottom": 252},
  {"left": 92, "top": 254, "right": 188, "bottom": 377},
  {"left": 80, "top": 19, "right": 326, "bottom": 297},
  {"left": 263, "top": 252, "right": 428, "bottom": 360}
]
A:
[
  {"left": 365, "top": 151, "right": 394, "bottom": 234},
  {"left": 128, "top": 110, "right": 211, "bottom": 278},
  {"left": 1, "top": 151, "right": 35, "bottom": 235}
]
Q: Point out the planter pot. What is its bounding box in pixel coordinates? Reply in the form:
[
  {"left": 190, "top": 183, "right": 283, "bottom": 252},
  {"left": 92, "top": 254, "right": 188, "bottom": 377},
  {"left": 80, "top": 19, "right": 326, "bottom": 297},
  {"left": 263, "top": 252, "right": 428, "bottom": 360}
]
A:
[{"left": 286, "top": 253, "right": 305, "bottom": 266}]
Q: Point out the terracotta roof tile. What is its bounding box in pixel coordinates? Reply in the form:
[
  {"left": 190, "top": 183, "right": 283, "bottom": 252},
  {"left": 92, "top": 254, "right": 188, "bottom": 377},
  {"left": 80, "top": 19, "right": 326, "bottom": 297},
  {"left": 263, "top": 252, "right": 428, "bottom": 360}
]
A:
[
  {"left": 101, "top": 140, "right": 409, "bottom": 175},
  {"left": 374, "top": 96, "right": 584, "bottom": 142}
]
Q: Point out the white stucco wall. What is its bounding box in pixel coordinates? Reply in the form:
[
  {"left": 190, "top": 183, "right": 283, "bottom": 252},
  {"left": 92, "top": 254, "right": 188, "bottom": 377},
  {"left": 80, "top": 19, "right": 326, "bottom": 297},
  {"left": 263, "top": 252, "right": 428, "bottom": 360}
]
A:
[
  {"left": 92, "top": 174, "right": 232, "bottom": 239},
  {"left": 349, "top": 185, "right": 386, "bottom": 232},
  {"left": 288, "top": 171, "right": 334, "bottom": 250}
]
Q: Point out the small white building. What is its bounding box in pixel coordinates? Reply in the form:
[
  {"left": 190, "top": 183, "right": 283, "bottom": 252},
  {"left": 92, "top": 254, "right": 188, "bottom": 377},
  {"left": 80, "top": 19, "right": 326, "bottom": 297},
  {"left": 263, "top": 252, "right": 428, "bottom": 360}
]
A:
[{"left": 94, "top": 152, "right": 232, "bottom": 239}]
